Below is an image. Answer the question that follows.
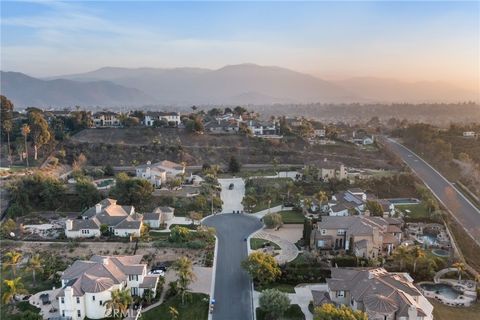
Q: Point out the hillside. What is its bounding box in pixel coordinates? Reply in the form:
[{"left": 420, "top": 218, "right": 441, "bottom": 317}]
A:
[{"left": 0, "top": 71, "right": 155, "bottom": 107}]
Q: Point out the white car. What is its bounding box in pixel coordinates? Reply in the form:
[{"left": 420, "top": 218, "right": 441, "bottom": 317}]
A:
[{"left": 148, "top": 270, "right": 165, "bottom": 277}]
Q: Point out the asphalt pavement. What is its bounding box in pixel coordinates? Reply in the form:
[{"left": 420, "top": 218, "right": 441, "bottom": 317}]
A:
[
  {"left": 384, "top": 138, "right": 480, "bottom": 245},
  {"left": 218, "top": 178, "right": 245, "bottom": 213},
  {"left": 203, "top": 214, "right": 262, "bottom": 320}
]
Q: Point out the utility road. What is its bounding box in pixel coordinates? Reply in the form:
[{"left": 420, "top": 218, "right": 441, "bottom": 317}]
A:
[{"left": 384, "top": 138, "right": 480, "bottom": 246}]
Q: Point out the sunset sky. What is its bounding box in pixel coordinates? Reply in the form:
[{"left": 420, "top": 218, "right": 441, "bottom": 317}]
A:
[{"left": 1, "top": 1, "right": 479, "bottom": 91}]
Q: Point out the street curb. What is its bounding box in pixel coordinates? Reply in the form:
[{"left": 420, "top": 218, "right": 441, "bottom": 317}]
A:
[
  {"left": 247, "top": 224, "right": 265, "bottom": 320},
  {"left": 207, "top": 235, "right": 219, "bottom": 320}
]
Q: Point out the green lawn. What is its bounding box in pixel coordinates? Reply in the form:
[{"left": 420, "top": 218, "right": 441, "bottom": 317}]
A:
[
  {"left": 257, "top": 282, "right": 296, "bottom": 293},
  {"left": 141, "top": 293, "right": 209, "bottom": 320},
  {"left": 256, "top": 304, "right": 305, "bottom": 320},
  {"left": 396, "top": 203, "right": 430, "bottom": 220},
  {"left": 280, "top": 210, "right": 305, "bottom": 224},
  {"left": 430, "top": 299, "right": 480, "bottom": 320},
  {"left": 250, "top": 238, "right": 281, "bottom": 250}
]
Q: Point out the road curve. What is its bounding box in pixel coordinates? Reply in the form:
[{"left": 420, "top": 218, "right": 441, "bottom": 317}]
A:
[
  {"left": 383, "top": 138, "right": 480, "bottom": 246},
  {"left": 203, "top": 214, "right": 263, "bottom": 320}
]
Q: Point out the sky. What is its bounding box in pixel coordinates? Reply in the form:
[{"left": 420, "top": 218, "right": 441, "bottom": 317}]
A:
[{"left": 1, "top": 1, "right": 479, "bottom": 91}]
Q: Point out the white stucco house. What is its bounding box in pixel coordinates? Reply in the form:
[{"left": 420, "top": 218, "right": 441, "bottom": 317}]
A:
[
  {"left": 143, "top": 206, "right": 175, "bottom": 228},
  {"left": 136, "top": 160, "right": 185, "bottom": 187},
  {"left": 57, "top": 255, "right": 159, "bottom": 320},
  {"left": 65, "top": 199, "right": 143, "bottom": 238},
  {"left": 143, "top": 111, "right": 181, "bottom": 126},
  {"left": 92, "top": 111, "right": 120, "bottom": 127}
]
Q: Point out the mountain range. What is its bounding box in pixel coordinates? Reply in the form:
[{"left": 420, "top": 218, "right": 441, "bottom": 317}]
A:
[{"left": 1, "top": 64, "right": 477, "bottom": 108}]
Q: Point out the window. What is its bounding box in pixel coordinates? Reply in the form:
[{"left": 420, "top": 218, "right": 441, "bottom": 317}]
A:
[
  {"left": 76, "top": 297, "right": 80, "bottom": 303},
  {"left": 77, "top": 310, "right": 81, "bottom": 317},
  {"left": 92, "top": 296, "right": 95, "bottom": 301},
  {"left": 321, "top": 229, "right": 326, "bottom": 235},
  {"left": 337, "top": 290, "right": 345, "bottom": 297},
  {"left": 99, "top": 300, "right": 103, "bottom": 306},
  {"left": 62, "top": 311, "right": 65, "bottom": 317},
  {"left": 61, "top": 298, "right": 64, "bottom": 304},
  {"left": 337, "top": 229, "right": 346, "bottom": 235}
]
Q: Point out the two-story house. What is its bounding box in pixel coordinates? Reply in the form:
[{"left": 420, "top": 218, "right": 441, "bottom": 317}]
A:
[
  {"left": 92, "top": 111, "right": 120, "bottom": 127},
  {"left": 143, "top": 111, "right": 181, "bottom": 127},
  {"left": 135, "top": 160, "right": 185, "bottom": 187},
  {"left": 57, "top": 255, "right": 159, "bottom": 320},
  {"left": 326, "top": 267, "right": 433, "bottom": 320}
]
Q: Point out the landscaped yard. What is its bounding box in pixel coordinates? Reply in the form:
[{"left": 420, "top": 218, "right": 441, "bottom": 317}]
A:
[
  {"left": 250, "top": 237, "right": 281, "bottom": 250},
  {"left": 141, "top": 293, "right": 209, "bottom": 320},
  {"left": 256, "top": 304, "right": 305, "bottom": 320},
  {"left": 257, "top": 282, "right": 296, "bottom": 293},
  {"left": 396, "top": 203, "right": 430, "bottom": 220},
  {"left": 280, "top": 210, "right": 305, "bottom": 224},
  {"left": 430, "top": 299, "right": 480, "bottom": 320},
  {"left": 1, "top": 301, "right": 41, "bottom": 320}
]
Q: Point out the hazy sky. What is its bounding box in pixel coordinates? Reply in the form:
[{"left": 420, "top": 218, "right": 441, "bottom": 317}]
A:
[{"left": 1, "top": 1, "right": 479, "bottom": 91}]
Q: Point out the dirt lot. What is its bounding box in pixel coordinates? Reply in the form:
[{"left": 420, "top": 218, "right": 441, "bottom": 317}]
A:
[
  {"left": 2, "top": 241, "right": 206, "bottom": 267},
  {"left": 66, "top": 128, "right": 398, "bottom": 170}
]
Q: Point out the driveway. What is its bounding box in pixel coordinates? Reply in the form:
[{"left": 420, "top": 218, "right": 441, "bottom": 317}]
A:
[
  {"left": 203, "top": 214, "right": 263, "bottom": 320},
  {"left": 218, "top": 178, "right": 245, "bottom": 213}
]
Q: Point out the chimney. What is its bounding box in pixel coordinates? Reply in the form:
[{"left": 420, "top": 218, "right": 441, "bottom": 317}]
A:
[
  {"left": 102, "top": 257, "right": 109, "bottom": 265},
  {"left": 364, "top": 210, "right": 371, "bottom": 217},
  {"left": 95, "top": 203, "right": 102, "bottom": 214},
  {"left": 66, "top": 219, "right": 73, "bottom": 231}
]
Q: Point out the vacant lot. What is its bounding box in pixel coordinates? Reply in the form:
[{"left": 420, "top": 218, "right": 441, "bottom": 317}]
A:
[{"left": 66, "top": 128, "right": 397, "bottom": 169}]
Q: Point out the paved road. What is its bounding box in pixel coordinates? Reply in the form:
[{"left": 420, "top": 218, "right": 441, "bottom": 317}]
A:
[
  {"left": 203, "top": 214, "right": 262, "bottom": 320},
  {"left": 383, "top": 138, "right": 480, "bottom": 245},
  {"left": 218, "top": 178, "right": 245, "bottom": 213}
]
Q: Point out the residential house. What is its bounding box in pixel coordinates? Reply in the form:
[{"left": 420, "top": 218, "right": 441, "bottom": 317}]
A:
[
  {"left": 326, "top": 267, "right": 433, "bottom": 320},
  {"left": 328, "top": 189, "right": 367, "bottom": 215},
  {"left": 247, "top": 120, "right": 280, "bottom": 137},
  {"left": 462, "top": 131, "right": 477, "bottom": 138},
  {"left": 65, "top": 199, "right": 143, "bottom": 238},
  {"left": 316, "top": 161, "right": 347, "bottom": 181},
  {"left": 205, "top": 119, "right": 240, "bottom": 134},
  {"left": 92, "top": 111, "right": 120, "bottom": 127},
  {"left": 143, "top": 206, "right": 175, "bottom": 228},
  {"left": 57, "top": 255, "right": 159, "bottom": 320},
  {"left": 352, "top": 131, "right": 374, "bottom": 145},
  {"left": 311, "top": 215, "right": 403, "bottom": 258},
  {"left": 314, "top": 128, "right": 326, "bottom": 138},
  {"left": 143, "top": 111, "right": 181, "bottom": 127},
  {"left": 135, "top": 160, "right": 185, "bottom": 187}
]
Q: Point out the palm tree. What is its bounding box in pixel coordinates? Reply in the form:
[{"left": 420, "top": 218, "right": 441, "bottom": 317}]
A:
[
  {"left": 2, "top": 277, "right": 28, "bottom": 303},
  {"left": 3, "top": 250, "right": 22, "bottom": 276},
  {"left": 3, "top": 121, "right": 12, "bottom": 165},
  {"left": 21, "top": 124, "right": 30, "bottom": 167},
  {"left": 169, "top": 306, "right": 179, "bottom": 320},
  {"left": 105, "top": 288, "right": 133, "bottom": 319},
  {"left": 452, "top": 262, "right": 466, "bottom": 281},
  {"left": 25, "top": 254, "right": 43, "bottom": 287},
  {"left": 315, "top": 191, "right": 328, "bottom": 213},
  {"left": 393, "top": 246, "right": 410, "bottom": 271},
  {"left": 411, "top": 246, "right": 425, "bottom": 273},
  {"left": 173, "top": 257, "right": 196, "bottom": 304}
]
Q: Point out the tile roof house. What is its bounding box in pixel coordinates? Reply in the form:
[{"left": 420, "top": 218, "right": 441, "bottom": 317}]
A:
[
  {"left": 65, "top": 199, "right": 143, "bottom": 238},
  {"left": 328, "top": 189, "right": 367, "bottom": 216},
  {"left": 205, "top": 119, "right": 240, "bottom": 134},
  {"left": 311, "top": 215, "right": 403, "bottom": 258},
  {"left": 135, "top": 160, "right": 185, "bottom": 188},
  {"left": 143, "top": 206, "right": 175, "bottom": 228},
  {"left": 92, "top": 111, "right": 120, "bottom": 127},
  {"left": 326, "top": 267, "right": 433, "bottom": 320},
  {"left": 57, "top": 255, "right": 159, "bottom": 320}
]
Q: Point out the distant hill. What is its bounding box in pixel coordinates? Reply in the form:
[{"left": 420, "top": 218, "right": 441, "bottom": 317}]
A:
[
  {"left": 3, "top": 64, "right": 477, "bottom": 107},
  {"left": 0, "top": 71, "right": 155, "bottom": 108},
  {"left": 336, "top": 77, "right": 478, "bottom": 103},
  {"left": 50, "top": 64, "right": 359, "bottom": 105}
]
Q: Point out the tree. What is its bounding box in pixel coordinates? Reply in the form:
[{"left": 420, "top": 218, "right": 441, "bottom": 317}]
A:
[
  {"left": 392, "top": 246, "right": 410, "bottom": 271},
  {"left": 3, "top": 250, "right": 22, "bottom": 276},
  {"left": 2, "top": 277, "right": 28, "bottom": 304},
  {"left": 263, "top": 213, "right": 283, "bottom": 229},
  {"left": 173, "top": 257, "right": 196, "bottom": 304},
  {"left": 259, "top": 289, "right": 291, "bottom": 320},
  {"left": 315, "top": 191, "right": 328, "bottom": 212},
  {"left": 0, "top": 218, "right": 17, "bottom": 238},
  {"left": 228, "top": 156, "right": 241, "bottom": 173},
  {"left": 169, "top": 226, "right": 191, "bottom": 243},
  {"left": 241, "top": 252, "right": 281, "bottom": 286},
  {"left": 28, "top": 110, "right": 52, "bottom": 160},
  {"left": 366, "top": 200, "right": 384, "bottom": 217},
  {"left": 109, "top": 173, "right": 154, "bottom": 210},
  {"left": 314, "top": 303, "right": 367, "bottom": 320},
  {"left": 452, "top": 262, "right": 466, "bottom": 281},
  {"left": 169, "top": 306, "right": 179, "bottom": 320},
  {"left": 1, "top": 96, "right": 14, "bottom": 164},
  {"left": 100, "top": 224, "right": 110, "bottom": 236},
  {"left": 143, "top": 288, "right": 154, "bottom": 304},
  {"left": 21, "top": 124, "right": 31, "bottom": 167},
  {"left": 104, "top": 164, "right": 115, "bottom": 176},
  {"left": 104, "top": 288, "right": 133, "bottom": 319},
  {"left": 188, "top": 211, "right": 203, "bottom": 225},
  {"left": 411, "top": 246, "right": 426, "bottom": 274},
  {"left": 242, "top": 195, "right": 257, "bottom": 212},
  {"left": 303, "top": 219, "right": 313, "bottom": 248},
  {"left": 76, "top": 178, "right": 102, "bottom": 209},
  {"left": 26, "top": 254, "right": 43, "bottom": 287}
]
